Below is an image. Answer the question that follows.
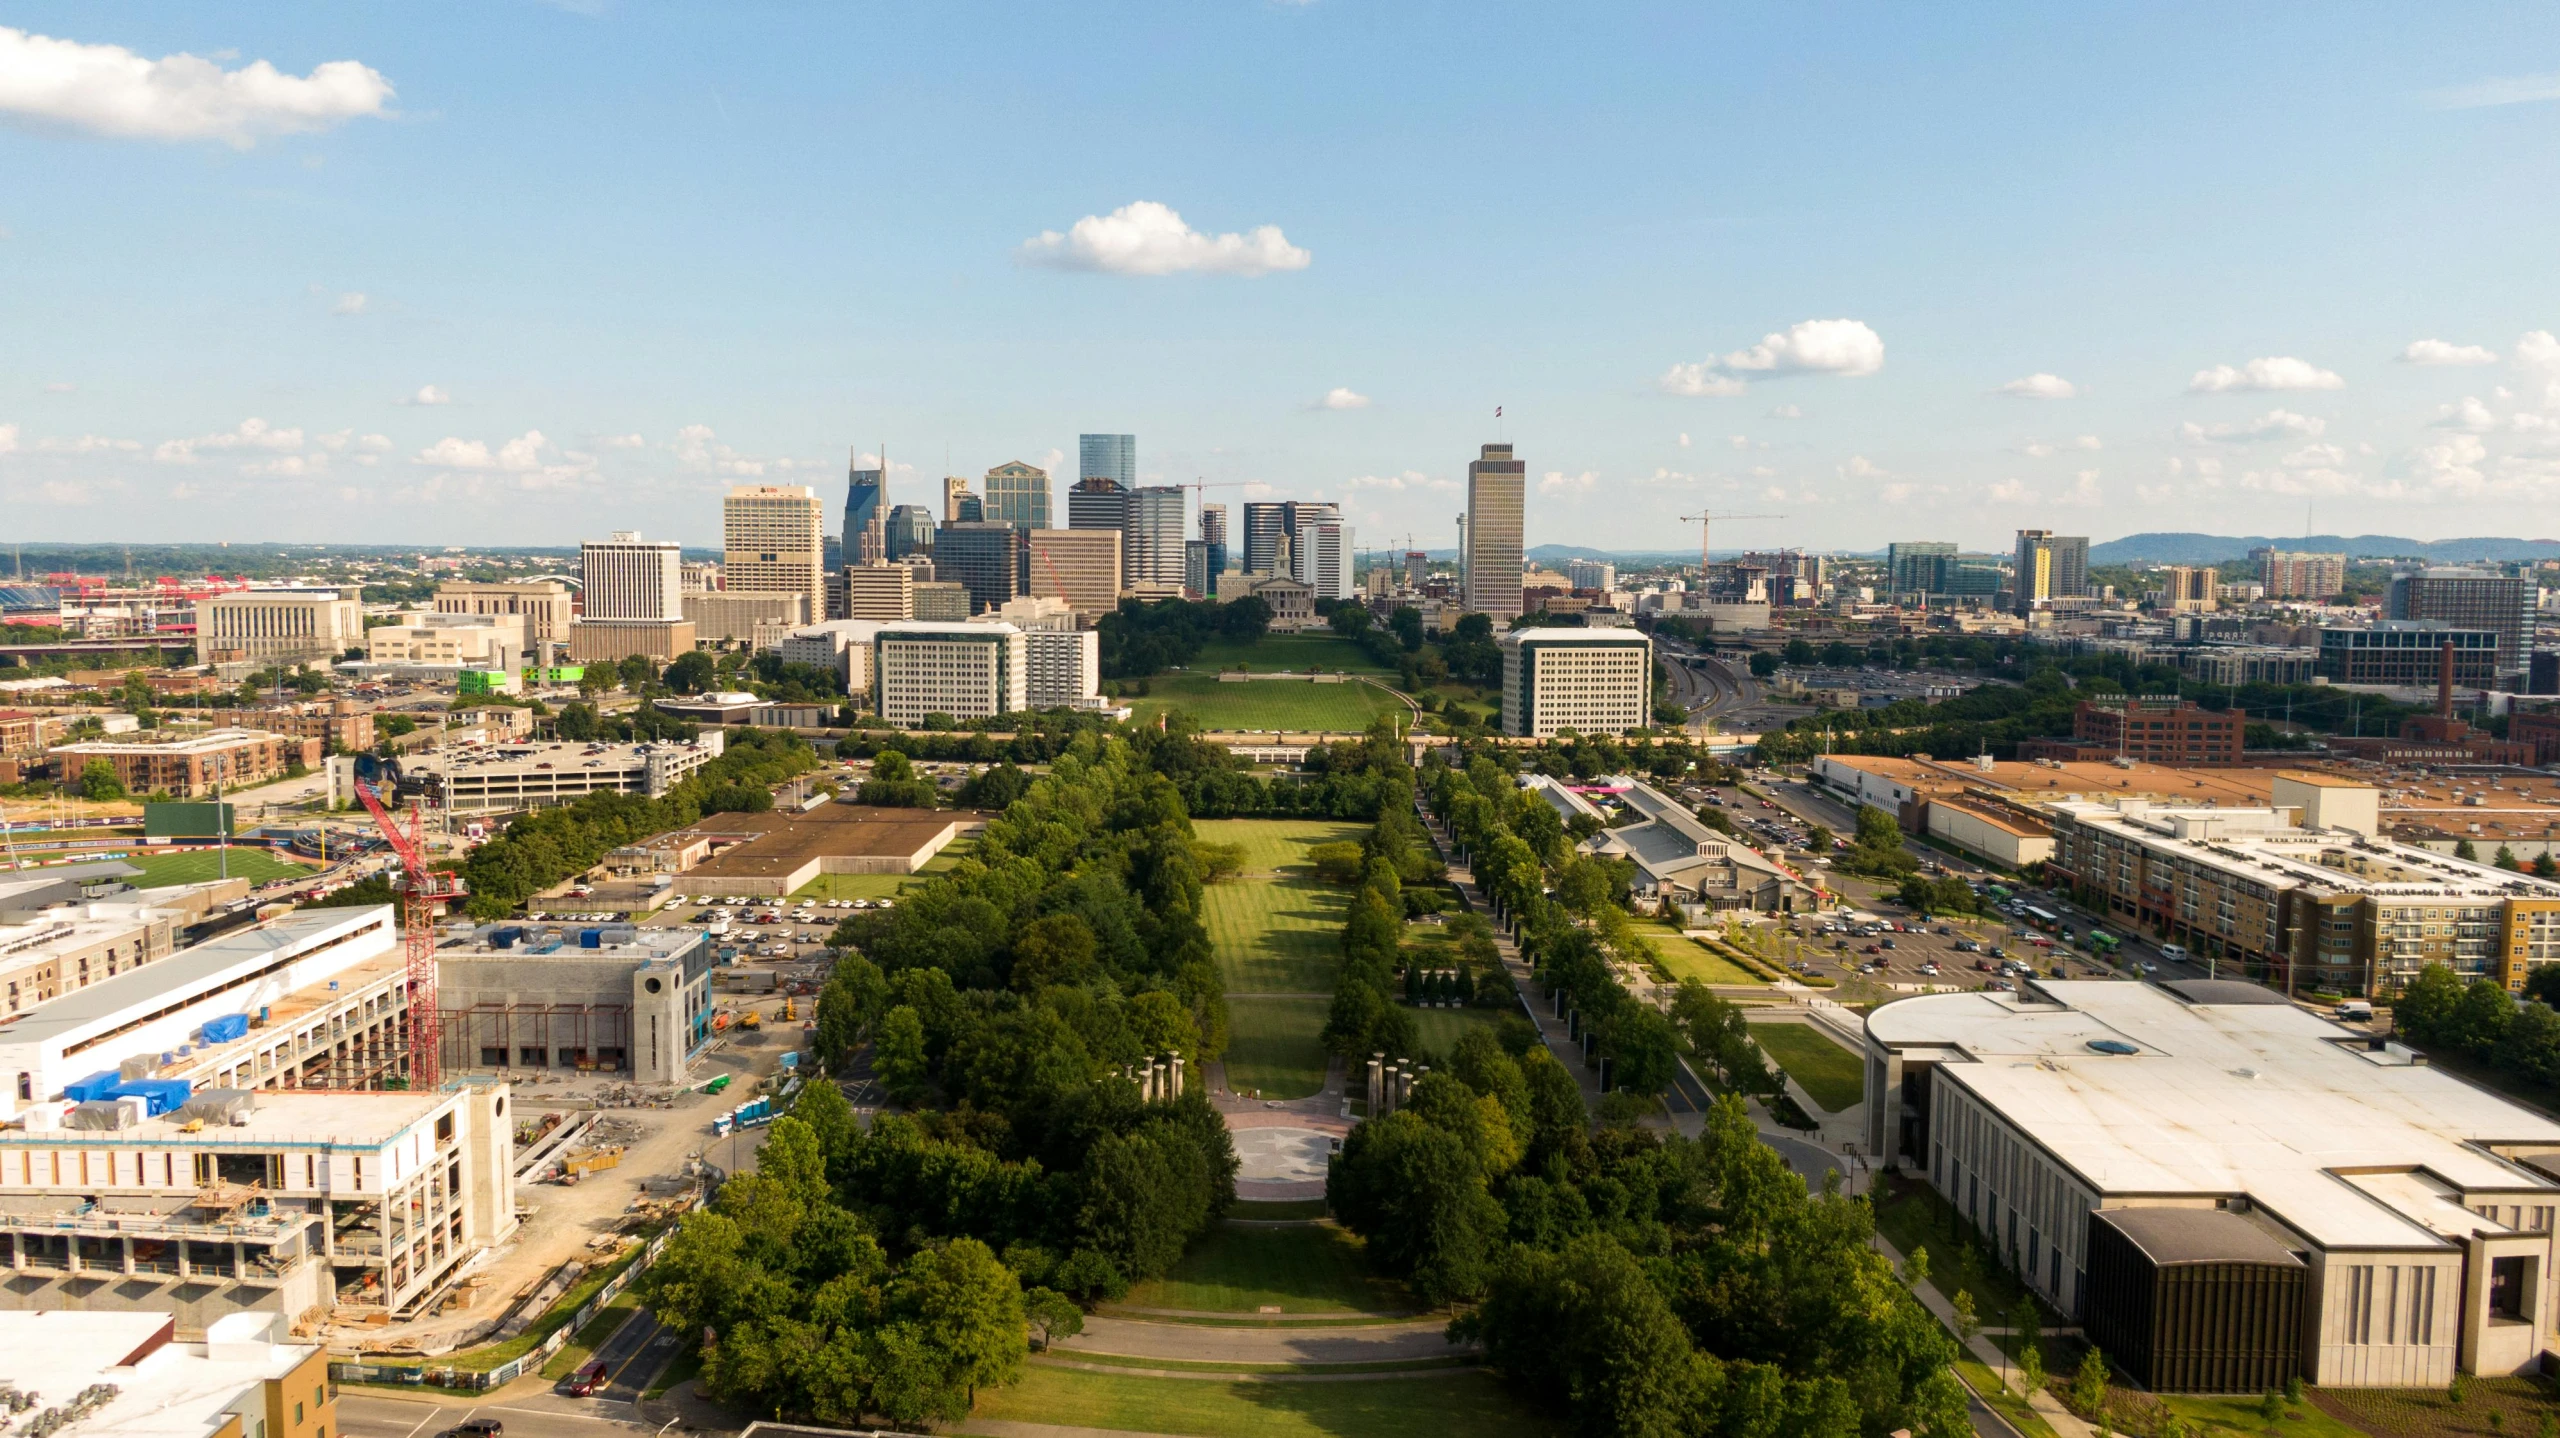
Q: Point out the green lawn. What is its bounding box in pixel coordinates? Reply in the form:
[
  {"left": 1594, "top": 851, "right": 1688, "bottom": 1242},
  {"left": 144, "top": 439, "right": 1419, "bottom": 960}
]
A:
[
  {"left": 126, "top": 848, "right": 312, "bottom": 888},
  {"left": 1130, "top": 673, "right": 1402, "bottom": 733},
  {"left": 1748, "top": 1021, "right": 1866, "bottom": 1112},
  {"left": 1187, "top": 633, "right": 1400, "bottom": 675},
  {"left": 1198, "top": 818, "right": 1370, "bottom": 878},
  {"left": 1121, "top": 1221, "right": 1408, "bottom": 1314},
  {"left": 1407, "top": 1006, "right": 1507, "bottom": 1058},
  {"left": 1870, "top": 1172, "right": 2051, "bottom": 1323},
  {"left": 1224, "top": 996, "right": 1331, "bottom": 1100},
  {"left": 968, "top": 1365, "right": 1560, "bottom": 1438},
  {"left": 788, "top": 839, "right": 976, "bottom": 902},
  {"left": 1649, "top": 926, "right": 1768, "bottom": 985},
  {"left": 1204, "top": 876, "right": 1352, "bottom": 994}
]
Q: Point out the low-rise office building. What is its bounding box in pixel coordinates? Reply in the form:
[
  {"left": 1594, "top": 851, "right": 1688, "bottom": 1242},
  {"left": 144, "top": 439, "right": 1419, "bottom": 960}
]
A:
[
  {"left": 2320, "top": 622, "right": 2502, "bottom": 687},
  {"left": 389, "top": 736, "right": 720, "bottom": 814},
  {"left": 611, "top": 802, "right": 981, "bottom": 897},
  {"left": 432, "top": 922, "right": 713, "bottom": 1083},
  {"left": 1528, "top": 776, "right": 1811, "bottom": 912},
  {"left": 0, "top": 1084, "right": 514, "bottom": 1328},
  {"left": 682, "top": 590, "right": 809, "bottom": 645},
  {"left": 0, "top": 1309, "right": 333, "bottom": 1438},
  {"left": 1864, "top": 980, "right": 2560, "bottom": 1389},
  {"left": 434, "top": 578, "right": 575, "bottom": 646},
  {"left": 1498, "top": 627, "right": 1652, "bottom": 738},
  {"left": 912, "top": 581, "right": 971, "bottom": 622},
  {"left": 566, "top": 616, "right": 697, "bottom": 664},
  {"left": 193, "top": 590, "right": 364, "bottom": 669},
  {"left": 361, "top": 612, "right": 528, "bottom": 671},
  {"left": 842, "top": 564, "right": 915, "bottom": 621},
  {"left": 874, "top": 622, "right": 1026, "bottom": 726},
  {"left": 47, "top": 730, "right": 320, "bottom": 800},
  {"left": 1022, "top": 627, "right": 1100, "bottom": 711},
  {"left": 779, "top": 620, "right": 885, "bottom": 691}
]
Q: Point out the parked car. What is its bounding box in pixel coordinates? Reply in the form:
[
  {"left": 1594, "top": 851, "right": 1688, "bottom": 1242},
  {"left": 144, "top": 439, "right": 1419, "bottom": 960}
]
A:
[
  {"left": 566, "top": 1361, "right": 609, "bottom": 1397},
  {"left": 454, "top": 1422, "right": 504, "bottom": 1438}
]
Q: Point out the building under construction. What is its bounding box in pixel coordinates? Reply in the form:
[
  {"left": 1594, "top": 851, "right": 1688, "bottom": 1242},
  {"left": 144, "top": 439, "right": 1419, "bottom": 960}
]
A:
[
  {"left": 432, "top": 922, "right": 713, "bottom": 1085},
  {"left": 0, "top": 1085, "right": 514, "bottom": 1333}
]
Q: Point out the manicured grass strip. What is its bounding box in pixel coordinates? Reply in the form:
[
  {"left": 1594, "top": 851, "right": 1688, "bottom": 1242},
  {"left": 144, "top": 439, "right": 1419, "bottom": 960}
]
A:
[
  {"left": 1405, "top": 1006, "right": 1506, "bottom": 1058},
  {"left": 1649, "top": 926, "right": 1768, "bottom": 985},
  {"left": 1230, "top": 1198, "right": 1330, "bottom": 1221},
  {"left": 1040, "top": 1352, "right": 1472, "bottom": 1376},
  {"left": 1123, "top": 1221, "right": 1408, "bottom": 1315},
  {"left": 1194, "top": 818, "right": 1371, "bottom": 878},
  {"left": 539, "top": 1291, "right": 640, "bottom": 1380},
  {"left": 790, "top": 871, "right": 912, "bottom": 900},
  {"left": 1953, "top": 1360, "right": 2058, "bottom": 1438},
  {"left": 1186, "top": 633, "right": 1401, "bottom": 676},
  {"left": 1204, "top": 876, "right": 1350, "bottom": 994},
  {"left": 1223, "top": 996, "right": 1331, "bottom": 1101},
  {"left": 1870, "top": 1172, "right": 2048, "bottom": 1322},
  {"left": 1129, "top": 674, "right": 1400, "bottom": 733},
  {"left": 1108, "top": 1313, "right": 1428, "bottom": 1329},
  {"left": 967, "top": 1364, "right": 1562, "bottom": 1438},
  {"left": 1747, "top": 1021, "right": 1866, "bottom": 1113}
]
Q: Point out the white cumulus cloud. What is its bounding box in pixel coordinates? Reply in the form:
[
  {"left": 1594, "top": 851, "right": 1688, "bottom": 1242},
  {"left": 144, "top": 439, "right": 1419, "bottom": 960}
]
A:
[
  {"left": 329, "top": 291, "right": 367, "bottom": 316},
  {"left": 1019, "top": 200, "right": 1310, "bottom": 277},
  {"left": 398, "top": 384, "right": 450, "bottom": 406},
  {"left": 1538, "top": 470, "right": 1598, "bottom": 496},
  {"left": 2187, "top": 356, "right": 2344, "bottom": 392},
  {"left": 2432, "top": 396, "right": 2498, "bottom": 432},
  {"left": 2181, "top": 409, "right": 2326, "bottom": 444},
  {"left": 1839, "top": 455, "right": 1889, "bottom": 479},
  {"left": 1659, "top": 319, "right": 1882, "bottom": 396},
  {"left": 0, "top": 423, "right": 17, "bottom": 454},
  {"left": 1312, "top": 387, "right": 1369, "bottom": 411},
  {"left": 2400, "top": 338, "right": 2498, "bottom": 367},
  {"left": 1995, "top": 373, "right": 2077, "bottom": 399},
  {"left": 0, "top": 26, "right": 393, "bottom": 147},
  {"left": 155, "top": 417, "right": 303, "bottom": 463},
  {"left": 1766, "top": 403, "right": 1806, "bottom": 419}
]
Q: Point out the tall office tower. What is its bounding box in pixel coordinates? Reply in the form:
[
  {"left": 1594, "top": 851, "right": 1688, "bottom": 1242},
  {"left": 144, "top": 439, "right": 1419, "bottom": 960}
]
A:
[
  {"left": 1887, "top": 541, "right": 1957, "bottom": 597},
  {"left": 934, "top": 521, "right": 1025, "bottom": 614},
  {"left": 579, "top": 531, "right": 684, "bottom": 620},
  {"left": 845, "top": 450, "right": 887, "bottom": 566},
  {"left": 1290, "top": 509, "right": 1351, "bottom": 600},
  {"left": 1242, "top": 502, "right": 1288, "bottom": 576},
  {"left": 956, "top": 493, "right": 984, "bottom": 522},
  {"left": 1466, "top": 442, "right": 1525, "bottom": 618},
  {"left": 943, "top": 475, "right": 974, "bottom": 524},
  {"left": 2012, "top": 529, "right": 2089, "bottom": 615},
  {"left": 1566, "top": 559, "right": 1617, "bottom": 592},
  {"left": 2388, "top": 567, "right": 2536, "bottom": 676},
  {"left": 2159, "top": 566, "right": 2218, "bottom": 613},
  {"left": 1198, "top": 503, "right": 1228, "bottom": 598},
  {"left": 982, "top": 460, "right": 1051, "bottom": 531},
  {"left": 2253, "top": 546, "right": 2348, "bottom": 601},
  {"left": 1029, "top": 528, "right": 1123, "bottom": 619},
  {"left": 1067, "top": 477, "right": 1129, "bottom": 589},
  {"left": 724, "top": 485, "right": 829, "bottom": 622},
  {"left": 1404, "top": 550, "right": 1427, "bottom": 589},
  {"left": 1126, "top": 485, "right": 1189, "bottom": 588},
  {"left": 843, "top": 564, "right": 915, "bottom": 621},
  {"left": 885, "top": 504, "right": 936, "bottom": 560},
  {"left": 1185, "top": 540, "right": 1211, "bottom": 599},
  {"left": 1079, "top": 433, "right": 1136, "bottom": 487}
]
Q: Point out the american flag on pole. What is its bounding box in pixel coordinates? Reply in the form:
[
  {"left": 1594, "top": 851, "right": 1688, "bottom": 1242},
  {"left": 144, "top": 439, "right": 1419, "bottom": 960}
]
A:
[{"left": 1495, "top": 406, "right": 1502, "bottom": 418}]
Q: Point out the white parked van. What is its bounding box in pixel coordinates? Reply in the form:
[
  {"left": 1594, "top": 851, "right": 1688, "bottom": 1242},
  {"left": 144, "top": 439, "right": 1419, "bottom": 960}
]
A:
[
  {"left": 2334, "top": 1000, "right": 2375, "bottom": 1023},
  {"left": 2158, "top": 944, "right": 2188, "bottom": 962}
]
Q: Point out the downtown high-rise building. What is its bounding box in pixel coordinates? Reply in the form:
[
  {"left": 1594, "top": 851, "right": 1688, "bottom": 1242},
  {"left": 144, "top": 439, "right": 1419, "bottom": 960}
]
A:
[
  {"left": 844, "top": 449, "right": 886, "bottom": 566},
  {"left": 578, "top": 531, "right": 683, "bottom": 620},
  {"left": 2387, "top": 567, "right": 2536, "bottom": 675},
  {"left": 934, "top": 521, "right": 1025, "bottom": 614},
  {"left": 1242, "top": 502, "right": 1288, "bottom": 576},
  {"left": 1199, "top": 503, "right": 1228, "bottom": 597},
  {"left": 2012, "top": 529, "right": 2089, "bottom": 615},
  {"left": 1465, "top": 442, "right": 1525, "bottom": 618},
  {"left": 1289, "top": 506, "right": 1351, "bottom": 601},
  {"left": 943, "top": 475, "right": 975, "bottom": 523},
  {"left": 886, "top": 504, "right": 936, "bottom": 561},
  {"left": 1126, "top": 485, "right": 1188, "bottom": 588},
  {"left": 1079, "top": 433, "right": 1136, "bottom": 488},
  {"left": 724, "top": 484, "right": 829, "bottom": 622},
  {"left": 2253, "top": 547, "right": 2348, "bottom": 601},
  {"left": 982, "top": 460, "right": 1051, "bottom": 532},
  {"left": 1067, "top": 477, "right": 1129, "bottom": 590}
]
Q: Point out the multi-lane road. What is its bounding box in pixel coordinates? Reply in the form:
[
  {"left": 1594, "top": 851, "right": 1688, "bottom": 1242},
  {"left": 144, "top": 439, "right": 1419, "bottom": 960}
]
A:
[{"left": 1657, "top": 640, "right": 1759, "bottom": 727}]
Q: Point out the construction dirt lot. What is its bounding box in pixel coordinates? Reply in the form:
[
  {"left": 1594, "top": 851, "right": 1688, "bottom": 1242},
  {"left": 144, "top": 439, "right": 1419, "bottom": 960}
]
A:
[{"left": 329, "top": 1000, "right": 802, "bottom": 1358}]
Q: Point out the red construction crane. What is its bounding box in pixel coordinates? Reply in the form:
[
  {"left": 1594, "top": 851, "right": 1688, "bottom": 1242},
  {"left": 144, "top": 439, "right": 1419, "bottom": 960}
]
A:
[{"left": 353, "top": 780, "right": 460, "bottom": 1089}]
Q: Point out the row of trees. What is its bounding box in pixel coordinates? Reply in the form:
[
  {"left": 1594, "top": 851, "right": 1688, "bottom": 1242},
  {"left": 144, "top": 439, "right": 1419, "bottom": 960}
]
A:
[
  {"left": 1316, "top": 777, "right": 1445, "bottom": 1062},
  {"left": 1095, "top": 594, "right": 1272, "bottom": 679},
  {"left": 2393, "top": 961, "right": 2560, "bottom": 1095},
  {"left": 455, "top": 727, "right": 817, "bottom": 916}
]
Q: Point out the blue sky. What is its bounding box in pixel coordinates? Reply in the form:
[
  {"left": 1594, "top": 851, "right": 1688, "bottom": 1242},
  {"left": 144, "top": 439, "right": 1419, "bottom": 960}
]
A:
[{"left": 6, "top": 2, "right": 2560, "bottom": 554}]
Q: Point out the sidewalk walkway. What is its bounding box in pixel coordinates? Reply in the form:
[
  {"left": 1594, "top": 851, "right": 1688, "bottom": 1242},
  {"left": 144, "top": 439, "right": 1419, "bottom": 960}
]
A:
[{"left": 1871, "top": 1230, "right": 2093, "bottom": 1438}]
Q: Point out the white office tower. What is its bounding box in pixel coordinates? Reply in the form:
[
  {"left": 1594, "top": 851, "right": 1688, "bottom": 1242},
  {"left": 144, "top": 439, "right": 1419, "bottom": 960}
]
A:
[
  {"left": 580, "top": 532, "right": 684, "bottom": 620},
  {"left": 1023, "top": 628, "right": 1101, "bottom": 710},
  {"left": 723, "top": 484, "right": 829, "bottom": 623},
  {"left": 1499, "top": 627, "right": 1652, "bottom": 737},
  {"left": 1567, "top": 559, "right": 1617, "bottom": 592},
  {"left": 874, "top": 622, "right": 1027, "bottom": 725},
  {"left": 1290, "top": 510, "right": 1351, "bottom": 601},
  {"left": 1126, "top": 485, "right": 1189, "bottom": 588}
]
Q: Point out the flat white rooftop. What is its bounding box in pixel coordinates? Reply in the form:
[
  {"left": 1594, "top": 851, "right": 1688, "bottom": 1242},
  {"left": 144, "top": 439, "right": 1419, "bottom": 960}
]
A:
[
  {"left": 3, "top": 1089, "right": 449, "bottom": 1150},
  {"left": 0, "top": 1311, "right": 314, "bottom": 1438},
  {"left": 1869, "top": 981, "right": 2560, "bottom": 1251},
  {"left": 0, "top": 906, "right": 390, "bottom": 1048}
]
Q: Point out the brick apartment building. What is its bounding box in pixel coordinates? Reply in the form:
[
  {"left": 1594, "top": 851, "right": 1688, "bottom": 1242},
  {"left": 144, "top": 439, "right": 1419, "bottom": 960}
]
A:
[
  {"left": 2070, "top": 696, "right": 2243, "bottom": 765},
  {"left": 47, "top": 728, "right": 321, "bottom": 797}
]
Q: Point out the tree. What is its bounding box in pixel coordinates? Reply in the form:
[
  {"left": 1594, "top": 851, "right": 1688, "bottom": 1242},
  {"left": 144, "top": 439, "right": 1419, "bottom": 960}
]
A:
[
  {"left": 2394, "top": 963, "right": 2464, "bottom": 1044},
  {"left": 665, "top": 650, "right": 718, "bottom": 694},
  {"left": 2539, "top": 853, "right": 2560, "bottom": 879},
  {"left": 2070, "top": 1346, "right": 2109, "bottom": 1418},
  {"left": 616, "top": 653, "right": 657, "bottom": 693},
  {"left": 1951, "top": 1289, "right": 1979, "bottom": 1350},
  {"left": 2497, "top": 845, "right": 2525, "bottom": 871},
  {"left": 1330, "top": 1110, "right": 1506, "bottom": 1303},
  {"left": 875, "top": 1006, "right": 931, "bottom": 1104},
  {"left": 2455, "top": 838, "right": 2480, "bottom": 861},
  {"left": 77, "top": 760, "right": 125, "bottom": 802},
  {"left": 2452, "top": 975, "right": 2515, "bottom": 1056},
  {"left": 1022, "top": 1286, "right": 1082, "bottom": 1350},
  {"left": 1748, "top": 650, "right": 1780, "bottom": 677}
]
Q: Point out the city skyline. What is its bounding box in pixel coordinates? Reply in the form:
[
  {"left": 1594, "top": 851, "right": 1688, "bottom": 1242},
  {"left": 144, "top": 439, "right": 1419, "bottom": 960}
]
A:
[{"left": 9, "top": 7, "right": 2560, "bottom": 550}]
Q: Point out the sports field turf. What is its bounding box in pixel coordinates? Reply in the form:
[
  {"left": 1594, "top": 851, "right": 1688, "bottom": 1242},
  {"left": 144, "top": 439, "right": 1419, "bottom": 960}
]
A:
[
  {"left": 1122, "top": 1221, "right": 1407, "bottom": 1315},
  {"left": 1186, "top": 633, "right": 1399, "bottom": 675},
  {"left": 1130, "top": 673, "right": 1402, "bottom": 733},
  {"left": 969, "top": 1365, "right": 1559, "bottom": 1438},
  {"left": 1222, "top": 996, "right": 1331, "bottom": 1100},
  {"left": 124, "top": 849, "right": 311, "bottom": 888},
  {"left": 1748, "top": 1021, "right": 1867, "bottom": 1112}
]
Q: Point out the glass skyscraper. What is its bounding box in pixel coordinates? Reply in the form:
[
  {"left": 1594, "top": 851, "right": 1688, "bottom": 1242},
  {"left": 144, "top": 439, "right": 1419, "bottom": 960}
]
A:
[
  {"left": 982, "top": 461, "right": 1051, "bottom": 532},
  {"left": 844, "top": 452, "right": 886, "bottom": 566},
  {"left": 1079, "top": 433, "right": 1136, "bottom": 488}
]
